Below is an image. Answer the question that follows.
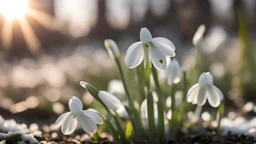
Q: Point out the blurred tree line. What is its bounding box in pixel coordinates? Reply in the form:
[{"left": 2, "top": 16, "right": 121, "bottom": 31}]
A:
[{"left": 0, "top": 0, "right": 255, "bottom": 57}]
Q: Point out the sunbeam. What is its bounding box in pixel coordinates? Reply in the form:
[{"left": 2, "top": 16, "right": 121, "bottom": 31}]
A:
[
  {"left": 0, "top": 0, "right": 53, "bottom": 54},
  {"left": 0, "top": 0, "right": 29, "bottom": 20},
  {"left": 19, "top": 18, "right": 41, "bottom": 53},
  {"left": 27, "top": 9, "right": 54, "bottom": 30},
  {"left": 1, "top": 20, "right": 13, "bottom": 49}
]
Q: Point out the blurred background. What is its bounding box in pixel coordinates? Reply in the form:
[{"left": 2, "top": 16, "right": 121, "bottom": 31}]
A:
[{"left": 0, "top": 0, "right": 256, "bottom": 125}]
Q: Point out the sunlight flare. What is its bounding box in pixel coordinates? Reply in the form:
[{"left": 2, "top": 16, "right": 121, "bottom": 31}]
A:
[
  {"left": 0, "top": 0, "right": 53, "bottom": 53},
  {"left": 0, "top": 0, "right": 29, "bottom": 20}
]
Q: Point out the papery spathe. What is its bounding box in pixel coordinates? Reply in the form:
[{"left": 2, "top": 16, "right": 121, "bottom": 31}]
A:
[{"left": 104, "top": 39, "right": 120, "bottom": 58}]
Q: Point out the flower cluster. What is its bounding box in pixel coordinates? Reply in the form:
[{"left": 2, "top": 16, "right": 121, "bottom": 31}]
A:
[{"left": 54, "top": 26, "right": 224, "bottom": 143}]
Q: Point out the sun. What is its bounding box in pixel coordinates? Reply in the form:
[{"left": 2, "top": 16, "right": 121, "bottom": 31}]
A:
[
  {"left": 0, "top": 0, "right": 54, "bottom": 54},
  {"left": 0, "top": 0, "right": 29, "bottom": 20}
]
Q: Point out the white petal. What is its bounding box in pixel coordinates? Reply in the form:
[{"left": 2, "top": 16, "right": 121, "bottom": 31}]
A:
[
  {"left": 166, "top": 96, "right": 171, "bottom": 108},
  {"left": 213, "top": 86, "right": 224, "bottom": 100},
  {"left": 152, "top": 37, "right": 176, "bottom": 56},
  {"left": 55, "top": 112, "right": 71, "bottom": 127},
  {"left": 104, "top": 39, "right": 120, "bottom": 58},
  {"left": 198, "top": 72, "right": 213, "bottom": 85},
  {"left": 191, "top": 89, "right": 199, "bottom": 104},
  {"left": 83, "top": 110, "right": 103, "bottom": 124},
  {"left": 61, "top": 114, "right": 77, "bottom": 135},
  {"left": 166, "top": 59, "right": 183, "bottom": 84},
  {"left": 207, "top": 86, "right": 221, "bottom": 107},
  {"left": 140, "top": 27, "right": 152, "bottom": 44},
  {"left": 125, "top": 42, "right": 144, "bottom": 69},
  {"left": 166, "top": 110, "right": 172, "bottom": 120},
  {"left": 69, "top": 96, "right": 83, "bottom": 113},
  {"left": 151, "top": 46, "right": 167, "bottom": 71},
  {"left": 140, "top": 99, "right": 147, "bottom": 119},
  {"left": 193, "top": 24, "right": 206, "bottom": 46},
  {"left": 116, "top": 105, "right": 129, "bottom": 118},
  {"left": 77, "top": 114, "right": 97, "bottom": 134},
  {"left": 187, "top": 84, "right": 199, "bottom": 104},
  {"left": 187, "top": 84, "right": 199, "bottom": 99},
  {"left": 98, "top": 91, "right": 122, "bottom": 110},
  {"left": 197, "top": 86, "right": 207, "bottom": 106},
  {"left": 108, "top": 79, "right": 125, "bottom": 97}
]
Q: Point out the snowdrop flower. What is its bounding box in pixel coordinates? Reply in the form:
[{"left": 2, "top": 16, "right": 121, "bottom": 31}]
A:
[
  {"left": 116, "top": 101, "right": 129, "bottom": 118},
  {"left": 166, "top": 59, "right": 183, "bottom": 85},
  {"left": 125, "top": 27, "right": 176, "bottom": 71},
  {"left": 166, "top": 91, "right": 183, "bottom": 108},
  {"left": 193, "top": 24, "right": 206, "bottom": 46},
  {"left": 55, "top": 97, "right": 103, "bottom": 135},
  {"left": 187, "top": 72, "right": 223, "bottom": 107},
  {"left": 80, "top": 81, "right": 122, "bottom": 110},
  {"left": 98, "top": 91, "right": 122, "bottom": 110},
  {"left": 108, "top": 79, "right": 125, "bottom": 99},
  {"left": 104, "top": 39, "right": 120, "bottom": 59}
]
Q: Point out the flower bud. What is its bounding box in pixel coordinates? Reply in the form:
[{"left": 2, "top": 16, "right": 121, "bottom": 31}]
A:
[
  {"left": 80, "top": 81, "right": 100, "bottom": 100},
  {"left": 193, "top": 24, "right": 206, "bottom": 46},
  {"left": 166, "top": 59, "right": 183, "bottom": 85},
  {"left": 104, "top": 39, "right": 120, "bottom": 58}
]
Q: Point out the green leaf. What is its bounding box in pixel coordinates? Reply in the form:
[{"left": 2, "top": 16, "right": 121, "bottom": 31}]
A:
[
  {"left": 147, "top": 90, "right": 157, "bottom": 144},
  {"left": 125, "top": 121, "right": 133, "bottom": 140}
]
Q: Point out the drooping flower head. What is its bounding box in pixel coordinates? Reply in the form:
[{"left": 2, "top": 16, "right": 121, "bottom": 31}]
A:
[
  {"left": 187, "top": 72, "right": 223, "bottom": 107},
  {"left": 193, "top": 24, "right": 206, "bottom": 46},
  {"left": 104, "top": 39, "right": 120, "bottom": 59},
  {"left": 55, "top": 97, "right": 103, "bottom": 135},
  {"left": 125, "top": 28, "right": 176, "bottom": 71},
  {"left": 80, "top": 81, "right": 122, "bottom": 111},
  {"left": 166, "top": 59, "right": 183, "bottom": 85}
]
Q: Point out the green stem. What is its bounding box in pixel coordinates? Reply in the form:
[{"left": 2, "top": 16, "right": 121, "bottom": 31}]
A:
[
  {"left": 170, "top": 84, "right": 176, "bottom": 136},
  {"left": 106, "top": 120, "right": 119, "bottom": 143},
  {"left": 182, "top": 72, "right": 188, "bottom": 104},
  {"left": 136, "top": 63, "right": 146, "bottom": 101},
  {"left": 177, "top": 72, "right": 188, "bottom": 127},
  {"left": 147, "top": 90, "right": 157, "bottom": 144},
  {"left": 114, "top": 58, "right": 146, "bottom": 137},
  {"left": 113, "top": 112, "right": 128, "bottom": 143},
  {"left": 115, "top": 58, "right": 134, "bottom": 109},
  {"left": 216, "top": 101, "right": 224, "bottom": 134},
  {"left": 194, "top": 105, "right": 202, "bottom": 122},
  {"left": 144, "top": 47, "right": 151, "bottom": 91},
  {"left": 105, "top": 107, "right": 127, "bottom": 143},
  {"left": 93, "top": 132, "right": 99, "bottom": 141},
  {"left": 151, "top": 65, "right": 165, "bottom": 143}
]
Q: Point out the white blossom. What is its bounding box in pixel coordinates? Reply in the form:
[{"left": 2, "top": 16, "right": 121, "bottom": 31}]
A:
[
  {"left": 187, "top": 72, "right": 223, "bottom": 107},
  {"left": 166, "top": 59, "right": 183, "bottom": 85},
  {"left": 193, "top": 24, "right": 206, "bottom": 46},
  {"left": 80, "top": 81, "right": 122, "bottom": 111},
  {"left": 55, "top": 97, "right": 103, "bottom": 135},
  {"left": 125, "top": 27, "right": 176, "bottom": 71},
  {"left": 98, "top": 91, "right": 122, "bottom": 110}
]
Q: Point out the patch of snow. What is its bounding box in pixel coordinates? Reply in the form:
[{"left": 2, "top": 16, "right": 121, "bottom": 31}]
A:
[
  {"left": 220, "top": 116, "right": 256, "bottom": 138},
  {"left": 0, "top": 115, "right": 38, "bottom": 144}
]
